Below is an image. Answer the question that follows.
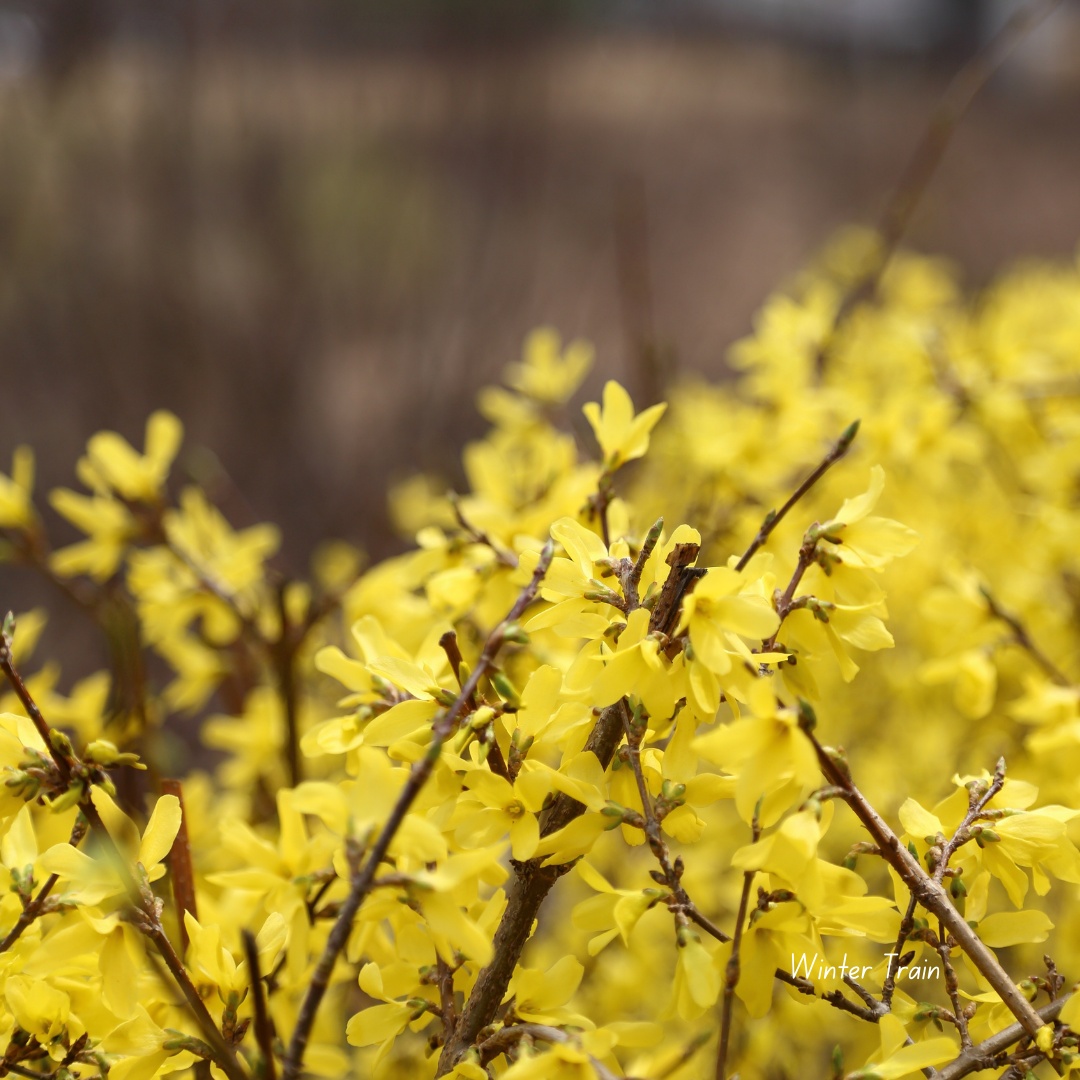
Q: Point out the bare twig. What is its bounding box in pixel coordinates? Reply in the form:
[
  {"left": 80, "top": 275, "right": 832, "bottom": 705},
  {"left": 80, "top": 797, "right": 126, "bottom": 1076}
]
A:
[
  {"left": 882, "top": 895, "right": 919, "bottom": 1008},
  {"left": 932, "top": 757, "right": 1006, "bottom": 885},
  {"left": 934, "top": 995, "right": 1068, "bottom": 1080},
  {"left": 161, "top": 779, "right": 198, "bottom": 953},
  {"left": 735, "top": 421, "right": 859, "bottom": 572},
  {"left": 280, "top": 542, "right": 554, "bottom": 1080},
  {"left": 477, "top": 1023, "right": 622, "bottom": 1080},
  {"left": 981, "top": 587, "right": 1071, "bottom": 687},
  {"left": 814, "top": 0, "right": 1064, "bottom": 376},
  {"left": 716, "top": 813, "right": 760, "bottom": 1080},
  {"left": 242, "top": 929, "right": 278, "bottom": 1080}
]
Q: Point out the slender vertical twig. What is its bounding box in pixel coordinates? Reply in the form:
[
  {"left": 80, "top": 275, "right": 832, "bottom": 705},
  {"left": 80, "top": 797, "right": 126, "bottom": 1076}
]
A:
[
  {"left": 715, "top": 813, "right": 759, "bottom": 1080},
  {"left": 162, "top": 779, "right": 198, "bottom": 953},
  {"left": 281, "top": 543, "right": 554, "bottom": 1080},
  {"left": 736, "top": 421, "right": 859, "bottom": 573},
  {"left": 815, "top": 0, "right": 1064, "bottom": 375},
  {"left": 242, "top": 929, "right": 278, "bottom": 1080}
]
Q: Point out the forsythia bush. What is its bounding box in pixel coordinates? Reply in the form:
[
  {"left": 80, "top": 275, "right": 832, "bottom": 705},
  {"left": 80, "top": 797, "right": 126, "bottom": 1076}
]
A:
[{"left": 3, "top": 228, "right": 1080, "bottom": 1080}]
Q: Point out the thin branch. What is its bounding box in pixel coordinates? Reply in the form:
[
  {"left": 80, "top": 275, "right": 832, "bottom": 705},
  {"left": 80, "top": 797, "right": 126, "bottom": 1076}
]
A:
[
  {"left": 625, "top": 517, "right": 664, "bottom": 609},
  {"left": 934, "top": 994, "right": 1068, "bottom": 1080},
  {"left": 242, "top": 929, "right": 278, "bottom": 1080},
  {"left": 814, "top": 0, "right": 1064, "bottom": 375},
  {"left": 280, "top": 541, "right": 554, "bottom": 1080},
  {"left": 882, "top": 895, "right": 919, "bottom": 1008},
  {"left": 161, "top": 779, "right": 198, "bottom": 953},
  {"left": 981, "top": 587, "right": 1071, "bottom": 687},
  {"left": 808, "top": 729, "right": 1045, "bottom": 1039},
  {"left": 774, "top": 969, "right": 881, "bottom": 1024},
  {"left": 477, "top": 1023, "right": 622, "bottom": 1080},
  {"left": 936, "top": 920, "right": 973, "bottom": 1051},
  {"left": 735, "top": 421, "right": 859, "bottom": 572},
  {"left": 0, "top": 815, "right": 87, "bottom": 953},
  {"left": 448, "top": 493, "right": 518, "bottom": 569},
  {"left": 761, "top": 537, "right": 819, "bottom": 653},
  {"left": 716, "top": 813, "right": 760, "bottom": 1080},
  {"left": 932, "top": 757, "right": 1006, "bottom": 885}
]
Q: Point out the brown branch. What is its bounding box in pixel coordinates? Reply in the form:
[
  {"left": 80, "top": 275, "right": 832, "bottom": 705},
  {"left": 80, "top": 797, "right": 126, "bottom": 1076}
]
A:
[
  {"left": 448, "top": 493, "right": 518, "bottom": 569},
  {"left": 814, "top": 0, "right": 1064, "bottom": 376},
  {"left": 981, "top": 587, "right": 1071, "bottom": 687},
  {"left": 436, "top": 697, "right": 632, "bottom": 1075},
  {"left": 932, "top": 757, "right": 1006, "bottom": 885},
  {"left": 242, "top": 929, "right": 278, "bottom": 1080},
  {"left": 774, "top": 970, "right": 881, "bottom": 1024},
  {"left": 280, "top": 542, "right": 554, "bottom": 1080},
  {"left": 935, "top": 920, "right": 972, "bottom": 1051},
  {"left": 477, "top": 1023, "right": 623, "bottom": 1080},
  {"left": 161, "top": 779, "right": 198, "bottom": 953},
  {"left": 808, "top": 729, "right": 1044, "bottom": 1039},
  {"left": 882, "top": 895, "right": 919, "bottom": 1008},
  {"left": 934, "top": 995, "right": 1067, "bottom": 1080},
  {"left": 735, "top": 421, "right": 859, "bottom": 572},
  {"left": 761, "top": 537, "right": 819, "bottom": 653},
  {"left": 437, "top": 543, "right": 707, "bottom": 1074},
  {"left": 625, "top": 517, "right": 664, "bottom": 609},
  {"left": 716, "top": 813, "right": 759, "bottom": 1080}
]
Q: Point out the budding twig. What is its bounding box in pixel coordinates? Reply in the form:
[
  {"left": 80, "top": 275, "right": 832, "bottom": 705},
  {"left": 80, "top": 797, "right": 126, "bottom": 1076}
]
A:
[
  {"left": 735, "top": 420, "right": 859, "bottom": 572},
  {"left": 981, "top": 586, "right": 1071, "bottom": 687},
  {"left": 715, "top": 812, "right": 760, "bottom": 1080}
]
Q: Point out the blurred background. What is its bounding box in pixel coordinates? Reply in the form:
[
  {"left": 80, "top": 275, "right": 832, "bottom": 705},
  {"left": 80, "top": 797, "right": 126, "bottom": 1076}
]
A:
[{"left": 0, "top": 0, "right": 1078, "bottom": 573}]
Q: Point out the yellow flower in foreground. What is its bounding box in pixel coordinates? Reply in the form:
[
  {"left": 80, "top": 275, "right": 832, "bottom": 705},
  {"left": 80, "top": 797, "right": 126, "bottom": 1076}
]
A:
[
  {"left": 39, "top": 789, "right": 181, "bottom": 904},
  {"left": 819, "top": 465, "right": 919, "bottom": 571},
  {"left": 583, "top": 381, "right": 667, "bottom": 470},
  {"left": 694, "top": 680, "right": 819, "bottom": 825},
  {"left": 849, "top": 1014, "right": 957, "bottom": 1079}
]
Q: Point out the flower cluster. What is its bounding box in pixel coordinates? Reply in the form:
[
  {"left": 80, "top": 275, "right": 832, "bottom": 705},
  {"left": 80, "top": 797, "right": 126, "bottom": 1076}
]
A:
[{"left": 1, "top": 238, "right": 1080, "bottom": 1080}]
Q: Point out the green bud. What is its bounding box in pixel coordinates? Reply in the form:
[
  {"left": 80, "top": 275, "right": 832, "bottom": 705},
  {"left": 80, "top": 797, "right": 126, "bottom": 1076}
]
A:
[
  {"left": 46, "top": 782, "right": 85, "bottom": 813},
  {"left": 49, "top": 729, "right": 74, "bottom": 757},
  {"left": 796, "top": 699, "right": 817, "bottom": 732},
  {"left": 489, "top": 672, "right": 520, "bottom": 709},
  {"left": 468, "top": 706, "right": 497, "bottom": 732},
  {"left": 501, "top": 622, "right": 530, "bottom": 646}
]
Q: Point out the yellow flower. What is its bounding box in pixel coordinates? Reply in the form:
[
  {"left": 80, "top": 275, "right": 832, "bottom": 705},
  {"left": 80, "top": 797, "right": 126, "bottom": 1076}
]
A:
[
  {"left": 504, "top": 327, "right": 593, "bottom": 406},
  {"left": 453, "top": 768, "right": 543, "bottom": 861},
  {"left": 76, "top": 410, "right": 183, "bottom": 503},
  {"left": 507, "top": 956, "right": 587, "bottom": 1025},
  {"left": 818, "top": 466, "right": 919, "bottom": 571},
  {"left": 4, "top": 973, "right": 71, "bottom": 1043},
  {"left": 849, "top": 1014, "right": 957, "bottom": 1080},
  {"left": 694, "top": 680, "right": 819, "bottom": 825},
  {"left": 583, "top": 381, "right": 667, "bottom": 470},
  {"left": 0, "top": 445, "right": 36, "bottom": 530},
  {"left": 39, "top": 789, "right": 181, "bottom": 904}
]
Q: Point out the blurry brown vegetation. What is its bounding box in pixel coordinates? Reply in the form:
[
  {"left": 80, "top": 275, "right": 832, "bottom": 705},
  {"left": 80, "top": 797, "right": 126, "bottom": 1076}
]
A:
[{"left": 1, "top": 3, "right": 1079, "bottom": 590}]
